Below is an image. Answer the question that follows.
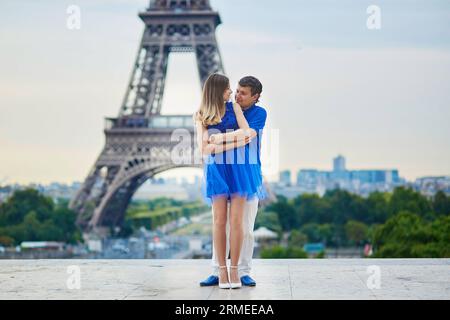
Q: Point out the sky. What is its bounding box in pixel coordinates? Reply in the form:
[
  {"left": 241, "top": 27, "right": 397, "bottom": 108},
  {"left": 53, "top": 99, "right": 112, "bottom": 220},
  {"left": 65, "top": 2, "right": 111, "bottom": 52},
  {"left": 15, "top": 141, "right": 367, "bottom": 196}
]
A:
[{"left": 0, "top": 0, "right": 449, "bottom": 185}]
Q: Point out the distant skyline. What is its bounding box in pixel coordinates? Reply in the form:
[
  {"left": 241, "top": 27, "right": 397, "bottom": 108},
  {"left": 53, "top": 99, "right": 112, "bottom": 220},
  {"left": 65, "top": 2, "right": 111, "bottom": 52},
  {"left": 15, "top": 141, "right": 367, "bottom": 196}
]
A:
[{"left": 1, "top": 0, "right": 449, "bottom": 185}]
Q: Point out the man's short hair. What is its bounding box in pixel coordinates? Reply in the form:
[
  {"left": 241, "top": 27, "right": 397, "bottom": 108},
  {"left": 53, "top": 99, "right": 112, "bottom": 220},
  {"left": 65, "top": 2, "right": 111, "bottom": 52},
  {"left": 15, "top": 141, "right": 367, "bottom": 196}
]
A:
[{"left": 239, "top": 76, "right": 263, "bottom": 102}]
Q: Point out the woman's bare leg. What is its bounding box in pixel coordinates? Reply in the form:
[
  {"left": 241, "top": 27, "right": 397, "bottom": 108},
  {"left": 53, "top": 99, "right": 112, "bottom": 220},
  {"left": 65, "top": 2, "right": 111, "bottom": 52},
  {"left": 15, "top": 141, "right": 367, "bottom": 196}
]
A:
[
  {"left": 212, "top": 196, "right": 229, "bottom": 284},
  {"left": 229, "top": 196, "right": 246, "bottom": 284}
]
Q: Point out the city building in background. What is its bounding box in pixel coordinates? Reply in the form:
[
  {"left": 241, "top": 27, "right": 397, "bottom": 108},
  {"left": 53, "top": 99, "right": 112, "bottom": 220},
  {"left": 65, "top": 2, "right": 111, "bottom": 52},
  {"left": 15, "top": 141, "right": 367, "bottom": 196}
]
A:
[
  {"left": 0, "top": 177, "right": 203, "bottom": 205},
  {"left": 279, "top": 170, "right": 292, "bottom": 187},
  {"left": 270, "top": 155, "right": 449, "bottom": 198},
  {"left": 411, "top": 176, "right": 450, "bottom": 198}
]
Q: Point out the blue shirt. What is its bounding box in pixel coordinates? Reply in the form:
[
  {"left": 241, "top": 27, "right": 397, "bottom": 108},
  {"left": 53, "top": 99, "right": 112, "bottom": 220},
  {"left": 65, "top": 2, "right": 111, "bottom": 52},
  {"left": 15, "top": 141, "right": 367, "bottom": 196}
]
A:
[
  {"left": 242, "top": 103, "right": 267, "bottom": 166},
  {"left": 207, "top": 102, "right": 267, "bottom": 166}
]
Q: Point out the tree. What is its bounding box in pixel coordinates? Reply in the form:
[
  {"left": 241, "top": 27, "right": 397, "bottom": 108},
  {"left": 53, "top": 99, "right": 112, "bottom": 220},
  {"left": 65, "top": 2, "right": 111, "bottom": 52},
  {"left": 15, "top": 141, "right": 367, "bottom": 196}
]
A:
[
  {"left": 265, "top": 195, "right": 298, "bottom": 230},
  {"left": 255, "top": 211, "right": 282, "bottom": 234},
  {"left": 322, "top": 189, "right": 368, "bottom": 226},
  {"left": 428, "top": 215, "right": 450, "bottom": 256},
  {"left": 0, "top": 189, "right": 54, "bottom": 226},
  {"left": 372, "top": 211, "right": 449, "bottom": 258},
  {"left": 433, "top": 191, "right": 450, "bottom": 217},
  {"left": 0, "top": 235, "right": 14, "bottom": 246},
  {"left": 366, "top": 191, "right": 389, "bottom": 224},
  {"left": 23, "top": 211, "right": 41, "bottom": 242},
  {"left": 288, "top": 230, "right": 308, "bottom": 247},
  {"left": 260, "top": 245, "right": 308, "bottom": 259},
  {"left": 0, "top": 189, "right": 82, "bottom": 245},
  {"left": 300, "top": 223, "right": 322, "bottom": 243},
  {"left": 345, "top": 220, "right": 368, "bottom": 246},
  {"left": 317, "top": 223, "right": 335, "bottom": 246},
  {"left": 293, "top": 193, "right": 330, "bottom": 225},
  {"left": 388, "top": 187, "right": 433, "bottom": 220}
]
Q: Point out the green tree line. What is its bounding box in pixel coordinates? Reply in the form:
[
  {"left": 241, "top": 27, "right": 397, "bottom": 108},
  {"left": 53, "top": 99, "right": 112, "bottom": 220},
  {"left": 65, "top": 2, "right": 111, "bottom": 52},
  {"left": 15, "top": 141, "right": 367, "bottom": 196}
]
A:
[
  {"left": 255, "top": 187, "right": 450, "bottom": 258},
  {"left": 0, "top": 189, "right": 82, "bottom": 246},
  {"left": 0, "top": 190, "right": 210, "bottom": 244},
  {"left": 124, "top": 197, "right": 210, "bottom": 233},
  {"left": 1, "top": 187, "right": 448, "bottom": 258}
]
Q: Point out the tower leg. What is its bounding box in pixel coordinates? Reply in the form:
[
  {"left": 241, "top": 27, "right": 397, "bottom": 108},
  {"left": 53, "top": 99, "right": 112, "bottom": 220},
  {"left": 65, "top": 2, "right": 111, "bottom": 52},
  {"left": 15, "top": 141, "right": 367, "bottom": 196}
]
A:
[{"left": 195, "top": 43, "right": 225, "bottom": 85}]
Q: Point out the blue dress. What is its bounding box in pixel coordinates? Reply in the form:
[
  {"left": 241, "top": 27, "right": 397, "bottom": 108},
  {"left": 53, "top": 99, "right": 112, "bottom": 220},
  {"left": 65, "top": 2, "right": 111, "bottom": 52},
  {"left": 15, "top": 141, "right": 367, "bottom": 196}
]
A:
[{"left": 202, "top": 102, "right": 267, "bottom": 204}]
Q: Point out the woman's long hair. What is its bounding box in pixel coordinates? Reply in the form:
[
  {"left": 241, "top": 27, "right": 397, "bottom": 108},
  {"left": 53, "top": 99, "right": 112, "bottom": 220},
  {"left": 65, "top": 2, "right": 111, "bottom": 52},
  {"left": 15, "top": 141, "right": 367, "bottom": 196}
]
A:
[{"left": 195, "top": 73, "right": 229, "bottom": 127}]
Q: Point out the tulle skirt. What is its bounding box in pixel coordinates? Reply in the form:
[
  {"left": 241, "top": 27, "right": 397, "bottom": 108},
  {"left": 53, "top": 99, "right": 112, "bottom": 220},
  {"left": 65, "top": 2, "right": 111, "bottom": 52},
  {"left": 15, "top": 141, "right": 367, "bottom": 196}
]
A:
[{"left": 201, "top": 154, "right": 267, "bottom": 205}]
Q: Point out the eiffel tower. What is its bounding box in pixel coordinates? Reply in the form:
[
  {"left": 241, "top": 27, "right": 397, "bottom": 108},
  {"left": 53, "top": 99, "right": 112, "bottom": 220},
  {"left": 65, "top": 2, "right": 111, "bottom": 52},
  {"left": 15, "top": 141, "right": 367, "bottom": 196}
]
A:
[{"left": 69, "top": 0, "right": 225, "bottom": 234}]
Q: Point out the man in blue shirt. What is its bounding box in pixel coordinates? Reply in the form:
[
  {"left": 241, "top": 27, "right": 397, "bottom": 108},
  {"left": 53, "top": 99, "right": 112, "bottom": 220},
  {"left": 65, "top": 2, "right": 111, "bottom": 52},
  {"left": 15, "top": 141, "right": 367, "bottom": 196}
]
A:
[{"left": 200, "top": 76, "right": 267, "bottom": 287}]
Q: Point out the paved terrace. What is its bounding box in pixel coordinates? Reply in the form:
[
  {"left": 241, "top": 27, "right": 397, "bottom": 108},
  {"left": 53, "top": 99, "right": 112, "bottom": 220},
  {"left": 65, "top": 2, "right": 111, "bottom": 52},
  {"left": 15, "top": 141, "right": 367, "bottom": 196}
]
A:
[{"left": 0, "top": 259, "right": 449, "bottom": 300}]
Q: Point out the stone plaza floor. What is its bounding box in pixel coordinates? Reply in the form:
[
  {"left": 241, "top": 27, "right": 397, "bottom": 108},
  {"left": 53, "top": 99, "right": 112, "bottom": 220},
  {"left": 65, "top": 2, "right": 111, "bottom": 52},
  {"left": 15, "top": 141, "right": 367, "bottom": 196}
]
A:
[{"left": 0, "top": 259, "right": 449, "bottom": 300}]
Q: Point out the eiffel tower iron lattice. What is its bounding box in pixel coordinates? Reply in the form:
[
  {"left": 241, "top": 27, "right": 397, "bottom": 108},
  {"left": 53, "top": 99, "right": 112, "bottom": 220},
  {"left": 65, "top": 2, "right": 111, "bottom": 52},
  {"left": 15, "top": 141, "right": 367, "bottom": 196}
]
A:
[{"left": 69, "top": 0, "right": 225, "bottom": 233}]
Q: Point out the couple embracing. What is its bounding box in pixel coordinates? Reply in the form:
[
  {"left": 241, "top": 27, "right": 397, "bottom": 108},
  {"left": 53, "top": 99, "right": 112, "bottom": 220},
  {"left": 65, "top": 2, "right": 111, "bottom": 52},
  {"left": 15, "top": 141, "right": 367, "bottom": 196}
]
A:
[{"left": 194, "top": 74, "right": 267, "bottom": 289}]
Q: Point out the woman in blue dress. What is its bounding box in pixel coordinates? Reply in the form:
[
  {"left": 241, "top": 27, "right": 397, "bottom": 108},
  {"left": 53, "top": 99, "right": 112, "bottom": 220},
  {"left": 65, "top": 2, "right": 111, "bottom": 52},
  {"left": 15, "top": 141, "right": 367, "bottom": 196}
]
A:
[{"left": 194, "top": 73, "right": 266, "bottom": 289}]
